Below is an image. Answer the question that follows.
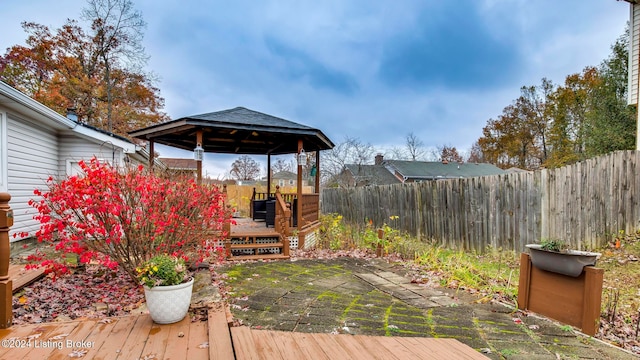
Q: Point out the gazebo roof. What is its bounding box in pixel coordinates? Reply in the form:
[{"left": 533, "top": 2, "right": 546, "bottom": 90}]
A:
[{"left": 128, "top": 107, "right": 334, "bottom": 155}]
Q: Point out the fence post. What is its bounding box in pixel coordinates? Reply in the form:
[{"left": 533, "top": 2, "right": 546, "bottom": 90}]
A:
[
  {"left": 376, "top": 229, "right": 384, "bottom": 257},
  {"left": 0, "top": 193, "right": 13, "bottom": 328}
]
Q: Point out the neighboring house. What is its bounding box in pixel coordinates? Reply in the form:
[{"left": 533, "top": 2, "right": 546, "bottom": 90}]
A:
[
  {"left": 341, "top": 164, "right": 401, "bottom": 186},
  {"left": 340, "top": 154, "right": 506, "bottom": 187},
  {"left": 158, "top": 157, "right": 198, "bottom": 178},
  {"left": 0, "top": 81, "right": 142, "bottom": 241},
  {"left": 273, "top": 170, "right": 297, "bottom": 187}
]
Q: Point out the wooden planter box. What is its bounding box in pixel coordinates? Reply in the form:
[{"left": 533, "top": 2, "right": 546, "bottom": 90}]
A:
[{"left": 517, "top": 253, "right": 603, "bottom": 336}]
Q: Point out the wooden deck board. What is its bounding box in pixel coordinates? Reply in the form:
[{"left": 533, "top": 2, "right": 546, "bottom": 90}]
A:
[
  {"left": 327, "top": 331, "right": 380, "bottom": 360},
  {"left": 262, "top": 330, "right": 309, "bottom": 360},
  {"left": 140, "top": 322, "right": 172, "bottom": 360},
  {"left": 9, "top": 264, "right": 46, "bottom": 293},
  {"left": 91, "top": 315, "right": 138, "bottom": 360},
  {"left": 208, "top": 305, "right": 235, "bottom": 360},
  {"left": 291, "top": 332, "right": 343, "bottom": 360},
  {"left": 45, "top": 320, "right": 97, "bottom": 360},
  {"left": 112, "top": 315, "right": 153, "bottom": 360},
  {"left": 229, "top": 325, "right": 259, "bottom": 360},
  {"left": 250, "top": 328, "right": 283, "bottom": 360},
  {"left": 72, "top": 318, "right": 121, "bottom": 359},
  {"left": 24, "top": 321, "right": 88, "bottom": 360},
  {"left": 0, "top": 321, "right": 51, "bottom": 358},
  {"left": 185, "top": 318, "right": 209, "bottom": 360},
  {"left": 162, "top": 316, "right": 191, "bottom": 360},
  {"left": 353, "top": 334, "right": 402, "bottom": 360},
  {"left": 375, "top": 336, "right": 434, "bottom": 360},
  {"left": 0, "top": 310, "right": 487, "bottom": 359},
  {"left": 286, "top": 332, "right": 331, "bottom": 360}
]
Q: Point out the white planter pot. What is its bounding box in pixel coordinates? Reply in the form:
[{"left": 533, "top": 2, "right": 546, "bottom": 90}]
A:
[{"left": 144, "top": 277, "right": 194, "bottom": 324}]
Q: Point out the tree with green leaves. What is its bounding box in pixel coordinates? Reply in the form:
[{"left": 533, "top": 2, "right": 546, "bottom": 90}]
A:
[{"left": 584, "top": 32, "right": 635, "bottom": 157}]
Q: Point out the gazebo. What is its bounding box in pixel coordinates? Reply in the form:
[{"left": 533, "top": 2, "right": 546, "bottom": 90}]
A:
[{"left": 129, "top": 107, "right": 334, "bottom": 258}]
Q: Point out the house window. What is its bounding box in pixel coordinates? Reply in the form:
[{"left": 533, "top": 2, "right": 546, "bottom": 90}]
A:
[
  {"left": 288, "top": 180, "right": 294, "bottom": 185},
  {"left": 66, "top": 158, "right": 111, "bottom": 176}
]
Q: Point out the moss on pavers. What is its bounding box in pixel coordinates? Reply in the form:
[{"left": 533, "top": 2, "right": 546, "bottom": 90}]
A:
[
  {"left": 488, "top": 340, "right": 553, "bottom": 358},
  {"left": 219, "top": 258, "right": 636, "bottom": 359}
]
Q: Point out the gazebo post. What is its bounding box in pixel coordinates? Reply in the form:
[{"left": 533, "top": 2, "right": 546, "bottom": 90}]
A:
[
  {"left": 297, "top": 140, "right": 303, "bottom": 244},
  {"left": 315, "top": 151, "right": 320, "bottom": 193},
  {"left": 196, "top": 129, "right": 203, "bottom": 185},
  {"left": 267, "top": 154, "right": 272, "bottom": 196}
]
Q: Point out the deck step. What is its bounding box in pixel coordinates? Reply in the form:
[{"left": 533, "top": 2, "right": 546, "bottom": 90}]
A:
[
  {"left": 228, "top": 254, "right": 289, "bottom": 261},
  {"left": 230, "top": 242, "right": 284, "bottom": 250},
  {"left": 231, "top": 232, "right": 280, "bottom": 238}
]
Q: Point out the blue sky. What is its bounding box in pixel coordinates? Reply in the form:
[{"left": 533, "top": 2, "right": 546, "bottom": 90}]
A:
[{"left": 0, "top": 0, "right": 631, "bottom": 178}]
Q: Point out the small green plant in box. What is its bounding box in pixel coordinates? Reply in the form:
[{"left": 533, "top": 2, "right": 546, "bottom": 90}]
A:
[{"left": 539, "top": 239, "right": 569, "bottom": 253}]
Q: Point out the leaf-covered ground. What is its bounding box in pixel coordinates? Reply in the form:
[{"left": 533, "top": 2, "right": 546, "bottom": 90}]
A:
[{"left": 12, "top": 265, "right": 144, "bottom": 325}]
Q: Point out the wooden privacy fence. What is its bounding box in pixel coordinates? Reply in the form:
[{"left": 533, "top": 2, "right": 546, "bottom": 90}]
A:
[{"left": 321, "top": 150, "right": 640, "bottom": 252}]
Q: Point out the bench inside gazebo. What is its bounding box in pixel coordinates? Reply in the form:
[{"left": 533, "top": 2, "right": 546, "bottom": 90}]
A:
[{"left": 129, "top": 107, "right": 334, "bottom": 261}]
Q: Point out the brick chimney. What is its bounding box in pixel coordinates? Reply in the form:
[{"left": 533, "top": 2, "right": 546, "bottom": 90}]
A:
[{"left": 375, "top": 153, "right": 384, "bottom": 165}]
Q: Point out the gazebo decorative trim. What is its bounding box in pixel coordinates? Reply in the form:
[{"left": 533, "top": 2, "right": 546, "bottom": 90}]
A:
[{"left": 128, "top": 107, "right": 334, "bottom": 155}]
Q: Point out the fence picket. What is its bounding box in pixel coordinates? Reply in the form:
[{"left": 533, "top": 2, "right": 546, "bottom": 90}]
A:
[{"left": 321, "top": 150, "right": 640, "bottom": 252}]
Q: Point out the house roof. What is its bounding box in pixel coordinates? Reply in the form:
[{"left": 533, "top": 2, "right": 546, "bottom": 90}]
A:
[
  {"left": 344, "top": 164, "right": 401, "bottom": 185},
  {"left": 273, "top": 170, "right": 297, "bottom": 179},
  {"left": 128, "top": 107, "right": 335, "bottom": 155},
  {"left": 0, "top": 81, "right": 137, "bottom": 153},
  {"left": 385, "top": 160, "right": 506, "bottom": 180},
  {"left": 158, "top": 157, "right": 198, "bottom": 170}
]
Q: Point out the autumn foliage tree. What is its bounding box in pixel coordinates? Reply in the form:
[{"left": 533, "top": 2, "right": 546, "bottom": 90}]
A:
[
  {"left": 26, "top": 158, "right": 232, "bottom": 283},
  {"left": 438, "top": 145, "right": 464, "bottom": 163},
  {"left": 477, "top": 31, "right": 635, "bottom": 170},
  {"left": 0, "top": 0, "right": 168, "bottom": 138}
]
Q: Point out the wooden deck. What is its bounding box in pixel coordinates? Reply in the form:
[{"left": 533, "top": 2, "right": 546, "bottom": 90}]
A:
[
  {"left": 231, "top": 217, "right": 279, "bottom": 236},
  {"left": 0, "top": 305, "right": 487, "bottom": 359},
  {"left": 9, "top": 264, "right": 46, "bottom": 293}
]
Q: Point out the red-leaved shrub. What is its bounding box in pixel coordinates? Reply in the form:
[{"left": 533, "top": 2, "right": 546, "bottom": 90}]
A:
[{"left": 26, "top": 157, "right": 232, "bottom": 283}]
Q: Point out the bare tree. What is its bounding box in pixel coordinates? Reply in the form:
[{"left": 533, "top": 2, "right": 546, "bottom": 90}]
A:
[
  {"left": 405, "top": 132, "right": 427, "bottom": 161},
  {"left": 384, "top": 145, "right": 408, "bottom": 160},
  {"left": 230, "top": 155, "right": 261, "bottom": 180},
  {"left": 82, "top": 0, "right": 147, "bottom": 132},
  {"left": 272, "top": 157, "right": 294, "bottom": 173},
  {"left": 321, "top": 136, "right": 375, "bottom": 187}
]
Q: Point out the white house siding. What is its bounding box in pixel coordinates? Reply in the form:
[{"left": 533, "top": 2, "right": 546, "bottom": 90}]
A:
[
  {"left": 58, "top": 134, "right": 125, "bottom": 176},
  {"left": 7, "top": 113, "right": 60, "bottom": 240},
  {"left": 629, "top": 4, "right": 640, "bottom": 105}
]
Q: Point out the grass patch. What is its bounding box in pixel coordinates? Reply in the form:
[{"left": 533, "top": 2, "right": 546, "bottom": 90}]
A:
[
  {"left": 317, "top": 213, "right": 520, "bottom": 303},
  {"left": 317, "top": 213, "right": 640, "bottom": 352}
]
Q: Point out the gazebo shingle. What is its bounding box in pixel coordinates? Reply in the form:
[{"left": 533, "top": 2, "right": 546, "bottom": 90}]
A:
[{"left": 129, "top": 107, "right": 334, "bottom": 155}]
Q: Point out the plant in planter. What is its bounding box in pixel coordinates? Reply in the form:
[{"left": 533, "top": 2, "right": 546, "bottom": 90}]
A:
[
  {"left": 526, "top": 239, "right": 601, "bottom": 277},
  {"left": 539, "top": 239, "right": 569, "bottom": 252},
  {"left": 136, "top": 254, "right": 193, "bottom": 324}
]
